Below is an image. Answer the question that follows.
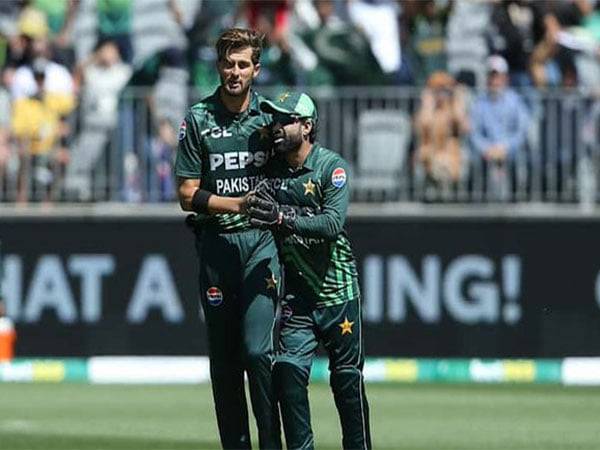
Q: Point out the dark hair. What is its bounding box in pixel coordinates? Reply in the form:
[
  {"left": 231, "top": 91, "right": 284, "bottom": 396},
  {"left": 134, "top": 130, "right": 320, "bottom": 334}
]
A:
[
  {"left": 216, "top": 28, "right": 264, "bottom": 64},
  {"left": 93, "top": 37, "right": 119, "bottom": 54},
  {"left": 303, "top": 118, "right": 317, "bottom": 143}
]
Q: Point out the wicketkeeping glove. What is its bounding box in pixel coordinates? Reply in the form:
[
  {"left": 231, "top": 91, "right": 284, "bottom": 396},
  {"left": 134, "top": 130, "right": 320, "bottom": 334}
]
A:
[{"left": 246, "top": 194, "right": 297, "bottom": 234}]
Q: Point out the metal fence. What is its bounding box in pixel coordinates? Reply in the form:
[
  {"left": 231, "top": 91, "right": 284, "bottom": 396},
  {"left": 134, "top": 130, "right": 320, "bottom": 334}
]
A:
[{"left": 1, "top": 87, "right": 599, "bottom": 205}]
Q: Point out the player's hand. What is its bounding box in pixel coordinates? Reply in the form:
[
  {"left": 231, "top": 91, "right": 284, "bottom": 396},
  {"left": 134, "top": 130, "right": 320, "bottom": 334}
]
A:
[
  {"left": 253, "top": 179, "right": 277, "bottom": 203},
  {"left": 247, "top": 189, "right": 280, "bottom": 226},
  {"left": 246, "top": 179, "right": 278, "bottom": 223},
  {"left": 247, "top": 196, "right": 297, "bottom": 234},
  {"left": 241, "top": 180, "right": 274, "bottom": 215}
]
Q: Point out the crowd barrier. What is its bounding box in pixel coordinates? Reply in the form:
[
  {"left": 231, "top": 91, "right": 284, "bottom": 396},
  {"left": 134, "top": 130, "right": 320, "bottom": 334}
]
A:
[{"left": 2, "top": 87, "right": 600, "bottom": 204}]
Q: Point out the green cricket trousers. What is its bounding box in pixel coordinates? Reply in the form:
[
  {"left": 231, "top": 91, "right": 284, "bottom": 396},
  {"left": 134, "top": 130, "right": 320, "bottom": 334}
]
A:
[
  {"left": 274, "top": 294, "right": 371, "bottom": 450},
  {"left": 195, "top": 227, "right": 282, "bottom": 450}
]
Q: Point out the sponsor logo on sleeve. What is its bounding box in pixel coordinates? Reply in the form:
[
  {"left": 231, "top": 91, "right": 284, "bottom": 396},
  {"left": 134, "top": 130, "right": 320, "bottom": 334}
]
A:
[
  {"left": 331, "top": 167, "right": 347, "bottom": 188},
  {"left": 206, "top": 287, "right": 223, "bottom": 306},
  {"left": 178, "top": 120, "right": 187, "bottom": 141}
]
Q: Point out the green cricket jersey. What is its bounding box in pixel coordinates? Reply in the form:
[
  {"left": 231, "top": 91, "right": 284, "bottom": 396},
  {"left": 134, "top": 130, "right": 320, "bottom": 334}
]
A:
[
  {"left": 266, "top": 144, "right": 359, "bottom": 307},
  {"left": 175, "top": 89, "right": 273, "bottom": 232}
]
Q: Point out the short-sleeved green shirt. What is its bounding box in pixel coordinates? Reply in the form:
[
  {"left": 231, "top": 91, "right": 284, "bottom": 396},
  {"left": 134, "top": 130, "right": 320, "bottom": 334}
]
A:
[
  {"left": 175, "top": 89, "right": 273, "bottom": 232},
  {"left": 265, "top": 144, "right": 359, "bottom": 307}
]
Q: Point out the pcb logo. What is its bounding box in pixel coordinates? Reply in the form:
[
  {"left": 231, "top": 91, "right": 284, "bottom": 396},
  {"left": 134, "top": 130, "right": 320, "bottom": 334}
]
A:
[
  {"left": 206, "top": 287, "right": 223, "bottom": 306},
  {"left": 178, "top": 120, "right": 187, "bottom": 141},
  {"left": 331, "top": 167, "right": 346, "bottom": 188}
]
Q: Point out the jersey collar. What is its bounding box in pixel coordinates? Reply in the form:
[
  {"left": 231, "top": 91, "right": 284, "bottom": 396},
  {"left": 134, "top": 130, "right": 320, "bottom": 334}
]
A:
[
  {"left": 302, "top": 143, "right": 320, "bottom": 171},
  {"left": 209, "top": 88, "right": 262, "bottom": 117},
  {"left": 283, "top": 143, "right": 319, "bottom": 173}
]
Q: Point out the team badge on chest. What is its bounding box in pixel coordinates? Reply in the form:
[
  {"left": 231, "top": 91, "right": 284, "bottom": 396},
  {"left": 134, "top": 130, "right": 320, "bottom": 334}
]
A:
[{"left": 303, "top": 179, "right": 316, "bottom": 196}]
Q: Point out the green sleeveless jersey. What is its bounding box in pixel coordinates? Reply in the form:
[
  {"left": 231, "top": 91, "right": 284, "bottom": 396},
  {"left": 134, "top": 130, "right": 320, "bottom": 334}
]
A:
[
  {"left": 266, "top": 144, "right": 359, "bottom": 307},
  {"left": 175, "top": 89, "right": 273, "bottom": 232}
]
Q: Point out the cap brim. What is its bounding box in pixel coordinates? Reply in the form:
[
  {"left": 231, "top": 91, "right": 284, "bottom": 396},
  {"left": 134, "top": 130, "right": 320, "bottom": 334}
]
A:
[{"left": 260, "top": 99, "right": 296, "bottom": 115}]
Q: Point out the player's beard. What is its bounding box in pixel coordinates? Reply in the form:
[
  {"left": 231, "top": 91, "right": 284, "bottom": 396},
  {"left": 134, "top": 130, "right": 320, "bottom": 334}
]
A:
[
  {"left": 273, "top": 128, "right": 302, "bottom": 154},
  {"left": 220, "top": 75, "right": 251, "bottom": 98}
]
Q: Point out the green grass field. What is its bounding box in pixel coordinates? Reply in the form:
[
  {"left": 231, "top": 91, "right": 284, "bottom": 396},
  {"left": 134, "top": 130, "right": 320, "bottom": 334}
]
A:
[{"left": 1, "top": 383, "right": 599, "bottom": 450}]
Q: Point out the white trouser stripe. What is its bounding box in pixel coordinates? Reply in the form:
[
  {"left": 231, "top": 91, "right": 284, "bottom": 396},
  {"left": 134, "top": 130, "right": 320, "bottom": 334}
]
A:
[{"left": 357, "top": 298, "right": 367, "bottom": 449}]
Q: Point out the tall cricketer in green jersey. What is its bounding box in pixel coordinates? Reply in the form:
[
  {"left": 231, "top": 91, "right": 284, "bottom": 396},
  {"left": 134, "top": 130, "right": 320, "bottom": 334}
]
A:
[
  {"left": 175, "top": 29, "right": 281, "bottom": 450},
  {"left": 176, "top": 89, "right": 272, "bottom": 231},
  {"left": 246, "top": 91, "right": 372, "bottom": 450}
]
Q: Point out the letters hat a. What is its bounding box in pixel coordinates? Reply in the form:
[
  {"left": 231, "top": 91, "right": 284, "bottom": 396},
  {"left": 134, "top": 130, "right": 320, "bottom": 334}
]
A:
[{"left": 260, "top": 91, "right": 318, "bottom": 122}]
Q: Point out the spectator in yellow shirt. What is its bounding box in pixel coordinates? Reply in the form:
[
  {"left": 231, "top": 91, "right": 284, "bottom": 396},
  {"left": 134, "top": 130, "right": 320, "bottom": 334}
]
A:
[{"left": 11, "top": 58, "right": 62, "bottom": 203}]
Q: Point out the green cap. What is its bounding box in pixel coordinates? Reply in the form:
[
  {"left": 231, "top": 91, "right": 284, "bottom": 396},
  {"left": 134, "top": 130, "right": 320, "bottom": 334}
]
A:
[{"left": 260, "top": 91, "right": 318, "bottom": 121}]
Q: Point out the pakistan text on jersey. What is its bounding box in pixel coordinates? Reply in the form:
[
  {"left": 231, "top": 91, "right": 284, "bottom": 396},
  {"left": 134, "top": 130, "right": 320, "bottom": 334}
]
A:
[
  {"left": 216, "top": 175, "right": 265, "bottom": 194},
  {"left": 210, "top": 151, "right": 269, "bottom": 171}
]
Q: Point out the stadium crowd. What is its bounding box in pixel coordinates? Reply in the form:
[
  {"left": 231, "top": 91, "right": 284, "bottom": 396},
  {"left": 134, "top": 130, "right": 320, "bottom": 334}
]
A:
[{"left": 1, "top": 0, "right": 600, "bottom": 203}]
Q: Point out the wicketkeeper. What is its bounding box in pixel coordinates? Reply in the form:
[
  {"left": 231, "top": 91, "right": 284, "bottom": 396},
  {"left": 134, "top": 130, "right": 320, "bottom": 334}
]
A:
[{"left": 245, "top": 91, "right": 372, "bottom": 450}]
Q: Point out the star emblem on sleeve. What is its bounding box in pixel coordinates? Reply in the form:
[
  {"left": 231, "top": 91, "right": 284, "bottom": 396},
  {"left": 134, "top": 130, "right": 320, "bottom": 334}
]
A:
[
  {"left": 266, "top": 273, "right": 278, "bottom": 290},
  {"left": 303, "top": 179, "right": 316, "bottom": 196},
  {"left": 339, "top": 317, "right": 354, "bottom": 335}
]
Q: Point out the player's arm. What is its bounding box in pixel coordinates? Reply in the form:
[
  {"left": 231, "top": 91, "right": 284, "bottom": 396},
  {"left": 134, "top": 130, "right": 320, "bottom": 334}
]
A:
[
  {"left": 177, "top": 177, "right": 246, "bottom": 214},
  {"left": 174, "top": 111, "right": 246, "bottom": 215},
  {"left": 291, "top": 158, "right": 349, "bottom": 240},
  {"left": 247, "top": 158, "right": 349, "bottom": 240}
]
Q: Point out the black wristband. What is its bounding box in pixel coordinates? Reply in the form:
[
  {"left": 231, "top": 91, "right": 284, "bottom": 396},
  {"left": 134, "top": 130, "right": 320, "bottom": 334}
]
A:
[{"left": 191, "top": 189, "right": 213, "bottom": 214}]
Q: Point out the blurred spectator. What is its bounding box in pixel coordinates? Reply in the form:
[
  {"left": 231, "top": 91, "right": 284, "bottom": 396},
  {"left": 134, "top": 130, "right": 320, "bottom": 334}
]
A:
[
  {"left": 11, "top": 58, "right": 66, "bottom": 203},
  {"left": 347, "top": 0, "right": 401, "bottom": 77},
  {"left": 298, "top": 0, "right": 386, "bottom": 86},
  {"left": 470, "top": 55, "right": 530, "bottom": 199},
  {"left": 7, "top": 5, "right": 51, "bottom": 69},
  {"left": 0, "top": 68, "right": 12, "bottom": 182},
  {"left": 487, "top": 0, "right": 542, "bottom": 88},
  {"left": 238, "top": 0, "right": 290, "bottom": 42},
  {"left": 131, "top": 0, "right": 193, "bottom": 68},
  {"left": 248, "top": 1, "right": 296, "bottom": 88},
  {"left": 8, "top": 21, "right": 75, "bottom": 203},
  {"left": 148, "top": 118, "right": 176, "bottom": 202},
  {"left": 0, "top": 299, "right": 16, "bottom": 363},
  {"left": 0, "top": 1, "right": 22, "bottom": 38},
  {"left": 97, "top": 0, "right": 133, "bottom": 63},
  {"left": 10, "top": 32, "right": 75, "bottom": 112},
  {"left": 471, "top": 55, "right": 529, "bottom": 162},
  {"left": 529, "top": 0, "right": 593, "bottom": 88},
  {"left": 446, "top": 0, "right": 492, "bottom": 88},
  {"left": 414, "top": 71, "right": 469, "bottom": 194},
  {"left": 66, "top": 39, "right": 131, "bottom": 201},
  {"left": 187, "top": 0, "right": 237, "bottom": 95},
  {"left": 31, "top": 0, "right": 78, "bottom": 67},
  {"left": 402, "top": 0, "right": 452, "bottom": 86}
]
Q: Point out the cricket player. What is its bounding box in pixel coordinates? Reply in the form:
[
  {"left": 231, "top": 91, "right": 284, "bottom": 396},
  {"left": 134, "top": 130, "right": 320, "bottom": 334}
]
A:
[
  {"left": 245, "top": 91, "right": 372, "bottom": 450},
  {"left": 175, "top": 29, "right": 281, "bottom": 450}
]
